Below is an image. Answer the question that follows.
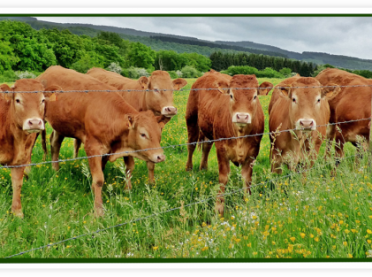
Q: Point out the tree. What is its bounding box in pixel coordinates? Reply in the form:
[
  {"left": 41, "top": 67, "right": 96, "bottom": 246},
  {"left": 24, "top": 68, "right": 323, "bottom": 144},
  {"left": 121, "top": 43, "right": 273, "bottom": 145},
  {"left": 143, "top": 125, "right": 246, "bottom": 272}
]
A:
[{"left": 127, "top": 42, "right": 156, "bottom": 70}]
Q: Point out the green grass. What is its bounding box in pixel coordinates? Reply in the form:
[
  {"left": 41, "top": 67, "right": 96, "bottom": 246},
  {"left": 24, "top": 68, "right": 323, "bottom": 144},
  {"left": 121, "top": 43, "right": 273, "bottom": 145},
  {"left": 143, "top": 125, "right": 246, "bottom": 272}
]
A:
[{"left": 0, "top": 78, "right": 371, "bottom": 259}]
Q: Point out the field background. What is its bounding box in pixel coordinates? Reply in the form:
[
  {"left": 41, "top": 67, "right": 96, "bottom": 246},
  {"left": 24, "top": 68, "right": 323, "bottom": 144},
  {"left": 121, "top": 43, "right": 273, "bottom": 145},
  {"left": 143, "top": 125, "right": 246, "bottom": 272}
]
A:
[{"left": 0, "top": 78, "right": 371, "bottom": 259}]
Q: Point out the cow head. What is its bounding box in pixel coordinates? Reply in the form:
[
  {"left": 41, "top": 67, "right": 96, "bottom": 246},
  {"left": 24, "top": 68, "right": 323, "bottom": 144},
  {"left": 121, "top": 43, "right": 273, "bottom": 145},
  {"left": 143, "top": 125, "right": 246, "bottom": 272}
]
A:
[
  {"left": 257, "top": 81, "right": 274, "bottom": 96},
  {"left": 278, "top": 78, "right": 340, "bottom": 131},
  {"left": 228, "top": 75, "right": 261, "bottom": 128},
  {"left": 0, "top": 79, "right": 58, "bottom": 134},
  {"left": 142, "top": 71, "right": 187, "bottom": 118},
  {"left": 125, "top": 110, "right": 168, "bottom": 163}
]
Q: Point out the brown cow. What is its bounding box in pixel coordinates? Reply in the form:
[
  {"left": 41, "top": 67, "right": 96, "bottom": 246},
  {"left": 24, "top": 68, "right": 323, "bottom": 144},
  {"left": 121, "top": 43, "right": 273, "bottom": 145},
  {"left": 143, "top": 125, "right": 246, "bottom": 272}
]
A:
[
  {"left": 86, "top": 68, "right": 187, "bottom": 117},
  {"left": 186, "top": 72, "right": 270, "bottom": 215},
  {"left": 269, "top": 77, "right": 339, "bottom": 174},
  {"left": 0, "top": 79, "right": 57, "bottom": 217},
  {"left": 315, "top": 68, "right": 372, "bottom": 161},
  {"left": 258, "top": 81, "right": 274, "bottom": 95},
  {"left": 85, "top": 68, "right": 187, "bottom": 183},
  {"left": 37, "top": 66, "right": 168, "bottom": 216}
]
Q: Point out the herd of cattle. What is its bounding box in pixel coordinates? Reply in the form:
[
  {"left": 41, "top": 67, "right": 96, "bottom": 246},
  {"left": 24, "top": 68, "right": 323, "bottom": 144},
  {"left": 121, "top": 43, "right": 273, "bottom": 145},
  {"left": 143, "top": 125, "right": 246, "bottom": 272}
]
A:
[{"left": 0, "top": 66, "right": 371, "bottom": 217}]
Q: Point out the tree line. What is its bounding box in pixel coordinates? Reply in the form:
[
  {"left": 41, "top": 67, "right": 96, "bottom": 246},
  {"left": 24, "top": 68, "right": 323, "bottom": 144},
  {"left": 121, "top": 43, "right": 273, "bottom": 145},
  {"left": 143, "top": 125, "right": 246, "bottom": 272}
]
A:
[{"left": 2, "top": 20, "right": 372, "bottom": 82}]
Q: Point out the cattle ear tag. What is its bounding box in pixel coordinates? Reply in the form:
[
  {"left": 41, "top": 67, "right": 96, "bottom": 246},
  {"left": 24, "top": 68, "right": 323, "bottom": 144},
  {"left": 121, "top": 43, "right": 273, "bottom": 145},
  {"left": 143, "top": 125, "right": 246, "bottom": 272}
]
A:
[
  {"left": 48, "top": 93, "right": 57, "bottom": 102},
  {"left": 127, "top": 115, "right": 134, "bottom": 128}
]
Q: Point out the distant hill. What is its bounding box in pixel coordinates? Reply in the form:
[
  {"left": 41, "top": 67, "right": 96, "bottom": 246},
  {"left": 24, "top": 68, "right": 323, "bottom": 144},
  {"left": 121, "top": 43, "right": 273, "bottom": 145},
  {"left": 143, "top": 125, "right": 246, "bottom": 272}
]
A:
[{"left": 2, "top": 16, "right": 372, "bottom": 70}]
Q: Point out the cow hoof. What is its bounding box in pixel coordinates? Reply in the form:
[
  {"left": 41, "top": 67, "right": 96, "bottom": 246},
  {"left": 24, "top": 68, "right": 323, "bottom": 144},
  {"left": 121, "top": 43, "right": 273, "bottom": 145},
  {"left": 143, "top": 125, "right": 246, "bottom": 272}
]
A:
[
  {"left": 124, "top": 183, "right": 132, "bottom": 192},
  {"left": 215, "top": 203, "right": 224, "bottom": 216},
  {"left": 94, "top": 208, "right": 105, "bottom": 217},
  {"left": 12, "top": 209, "right": 24, "bottom": 218},
  {"left": 199, "top": 166, "right": 208, "bottom": 171},
  {"left": 185, "top": 166, "right": 193, "bottom": 171}
]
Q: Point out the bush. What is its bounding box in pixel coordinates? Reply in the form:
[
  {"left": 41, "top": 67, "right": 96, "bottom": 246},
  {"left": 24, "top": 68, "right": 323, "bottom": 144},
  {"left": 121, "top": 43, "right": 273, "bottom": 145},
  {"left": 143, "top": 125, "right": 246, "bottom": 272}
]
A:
[
  {"left": 0, "top": 70, "right": 17, "bottom": 83},
  {"left": 279, "top": 67, "right": 292, "bottom": 78},
  {"left": 121, "top": 67, "right": 150, "bottom": 79},
  {"left": 106, "top": 62, "right": 122, "bottom": 74},
  {"left": 176, "top": 70, "right": 183, "bottom": 78},
  {"left": 180, "top": 66, "right": 202, "bottom": 78},
  {"left": 222, "top": 66, "right": 284, "bottom": 78},
  {"left": 14, "top": 71, "right": 37, "bottom": 80},
  {"left": 168, "top": 71, "right": 178, "bottom": 79}
]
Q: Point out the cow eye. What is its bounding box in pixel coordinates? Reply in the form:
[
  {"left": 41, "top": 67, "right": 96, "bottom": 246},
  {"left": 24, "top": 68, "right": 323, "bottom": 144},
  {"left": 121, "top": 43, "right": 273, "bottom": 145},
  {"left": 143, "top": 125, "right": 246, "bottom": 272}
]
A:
[
  {"left": 154, "top": 89, "right": 159, "bottom": 93},
  {"left": 41, "top": 99, "right": 45, "bottom": 104},
  {"left": 140, "top": 133, "right": 146, "bottom": 138},
  {"left": 317, "top": 98, "right": 321, "bottom": 103},
  {"left": 230, "top": 94, "right": 233, "bottom": 99},
  {"left": 292, "top": 98, "right": 296, "bottom": 103},
  {"left": 254, "top": 95, "right": 257, "bottom": 100},
  {"left": 15, "top": 99, "right": 21, "bottom": 104}
]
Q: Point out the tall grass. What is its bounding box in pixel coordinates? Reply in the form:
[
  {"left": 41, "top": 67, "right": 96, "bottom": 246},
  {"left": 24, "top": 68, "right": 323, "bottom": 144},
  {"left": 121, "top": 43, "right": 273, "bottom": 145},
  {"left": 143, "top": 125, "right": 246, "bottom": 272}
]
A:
[{"left": 0, "top": 78, "right": 371, "bottom": 259}]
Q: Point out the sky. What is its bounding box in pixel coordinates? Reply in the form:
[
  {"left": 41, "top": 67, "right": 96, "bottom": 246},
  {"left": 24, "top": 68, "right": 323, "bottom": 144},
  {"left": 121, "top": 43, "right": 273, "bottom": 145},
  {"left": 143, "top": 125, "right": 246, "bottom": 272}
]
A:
[{"left": 36, "top": 16, "right": 372, "bottom": 60}]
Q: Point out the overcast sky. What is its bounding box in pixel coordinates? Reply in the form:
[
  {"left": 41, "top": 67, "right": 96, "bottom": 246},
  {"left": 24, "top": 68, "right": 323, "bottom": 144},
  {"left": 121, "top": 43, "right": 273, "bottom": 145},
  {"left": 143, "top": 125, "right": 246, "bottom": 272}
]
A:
[{"left": 36, "top": 16, "right": 372, "bottom": 60}]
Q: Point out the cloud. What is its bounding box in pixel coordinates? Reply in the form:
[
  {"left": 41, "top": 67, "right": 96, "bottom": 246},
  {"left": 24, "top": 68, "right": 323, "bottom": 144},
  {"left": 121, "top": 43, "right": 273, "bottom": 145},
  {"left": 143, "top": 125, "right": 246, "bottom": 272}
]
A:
[{"left": 37, "top": 16, "right": 372, "bottom": 59}]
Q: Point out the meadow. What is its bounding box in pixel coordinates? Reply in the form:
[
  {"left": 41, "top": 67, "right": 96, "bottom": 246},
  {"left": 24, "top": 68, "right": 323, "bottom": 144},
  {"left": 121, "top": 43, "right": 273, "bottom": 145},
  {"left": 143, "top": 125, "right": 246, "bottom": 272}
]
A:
[{"left": 0, "top": 77, "right": 371, "bottom": 259}]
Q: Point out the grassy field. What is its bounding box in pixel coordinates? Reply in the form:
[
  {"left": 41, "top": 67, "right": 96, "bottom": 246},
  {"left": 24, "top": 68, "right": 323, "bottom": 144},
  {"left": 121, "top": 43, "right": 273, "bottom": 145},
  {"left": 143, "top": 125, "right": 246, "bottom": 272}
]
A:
[{"left": 0, "top": 77, "right": 371, "bottom": 259}]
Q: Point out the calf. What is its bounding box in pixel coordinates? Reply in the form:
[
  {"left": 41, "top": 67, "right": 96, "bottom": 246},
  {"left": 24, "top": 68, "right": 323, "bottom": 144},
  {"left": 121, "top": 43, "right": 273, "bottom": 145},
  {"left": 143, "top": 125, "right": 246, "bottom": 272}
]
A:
[
  {"left": 86, "top": 68, "right": 187, "bottom": 183},
  {"left": 37, "top": 66, "right": 167, "bottom": 216},
  {"left": 269, "top": 77, "right": 339, "bottom": 173},
  {"left": 315, "top": 68, "right": 372, "bottom": 161},
  {"left": 0, "top": 79, "right": 56, "bottom": 217},
  {"left": 186, "top": 72, "right": 271, "bottom": 215}
]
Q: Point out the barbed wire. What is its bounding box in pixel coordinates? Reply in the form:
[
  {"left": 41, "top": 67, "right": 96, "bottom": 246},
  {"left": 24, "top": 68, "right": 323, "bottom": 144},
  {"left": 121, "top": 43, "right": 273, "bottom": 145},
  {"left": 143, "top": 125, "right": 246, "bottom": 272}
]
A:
[
  {"left": 0, "top": 117, "right": 370, "bottom": 170},
  {"left": 3, "top": 152, "right": 361, "bottom": 259},
  {"left": 2, "top": 83, "right": 372, "bottom": 94}
]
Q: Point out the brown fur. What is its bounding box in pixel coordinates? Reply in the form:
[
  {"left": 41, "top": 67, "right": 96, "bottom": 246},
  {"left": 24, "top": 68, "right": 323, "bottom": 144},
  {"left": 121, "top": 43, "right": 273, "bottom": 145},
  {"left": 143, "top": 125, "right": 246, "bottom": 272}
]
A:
[
  {"left": 186, "top": 71, "right": 266, "bottom": 215},
  {"left": 37, "top": 66, "right": 167, "bottom": 216},
  {"left": 0, "top": 79, "right": 56, "bottom": 217},
  {"left": 269, "top": 77, "right": 336, "bottom": 174},
  {"left": 315, "top": 68, "right": 372, "bottom": 160}
]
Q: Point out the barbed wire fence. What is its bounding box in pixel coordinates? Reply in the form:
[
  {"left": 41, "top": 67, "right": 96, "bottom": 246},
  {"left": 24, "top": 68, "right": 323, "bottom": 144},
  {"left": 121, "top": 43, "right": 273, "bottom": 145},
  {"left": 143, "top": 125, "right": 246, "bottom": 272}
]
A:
[{"left": 0, "top": 84, "right": 371, "bottom": 258}]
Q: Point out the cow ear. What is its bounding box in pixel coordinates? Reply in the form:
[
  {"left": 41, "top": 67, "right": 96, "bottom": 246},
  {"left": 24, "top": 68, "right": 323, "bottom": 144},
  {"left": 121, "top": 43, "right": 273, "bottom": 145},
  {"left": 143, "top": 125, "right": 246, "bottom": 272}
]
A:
[
  {"left": 155, "top": 115, "right": 171, "bottom": 130},
  {"left": 321, "top": 83, "right": 341, "bottom": 100},
  {"left": 258, "top": 82, "right": 273, "bottom": 96},
  {"left": 127, "top": 114, "right": 135, "bottom": 129},
  {"left": 138, "top": 76, "right": 149, "bottom": 89},
  {"left": 279, "top": 85, "right": 291, "bottom": 97},
  {"left": 44, "top": 85, "right": 62, "bottom": 102},
  {"left": 172, "top": 78, "right": 187, "bottom": 91},
  {"left": 0, "top": 84, "right": 13, "bottom": 101}
]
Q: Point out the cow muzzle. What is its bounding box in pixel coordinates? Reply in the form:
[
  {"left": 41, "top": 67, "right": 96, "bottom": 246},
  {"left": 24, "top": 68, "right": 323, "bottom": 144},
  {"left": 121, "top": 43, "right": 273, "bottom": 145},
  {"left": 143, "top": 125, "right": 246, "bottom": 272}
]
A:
[
  {"left": 161, "top": 106, "right": 178, "bottom": 118},
  {"left": 232, "top": 113, "right": 252, "bottom": 124},
  {"left": 296, "top": 119, "right": 316, "bottom": 131},
  {"left": 23, "top": 118, "right": 44, "bottom": 133},
  {"left": 152, "top": 153, "right": 166, "bottom": 163}
]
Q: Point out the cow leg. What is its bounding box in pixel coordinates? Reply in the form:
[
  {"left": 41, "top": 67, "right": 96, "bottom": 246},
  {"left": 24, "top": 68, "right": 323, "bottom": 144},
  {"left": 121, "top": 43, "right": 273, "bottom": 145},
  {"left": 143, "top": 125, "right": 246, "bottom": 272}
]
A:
[
  {"left": 11, "top": 167, "right": 25, "bottom": 218},
  {"left": 73, "top": 139, "right": 82, "bottom": 159},
  {"left": 41, "top": 129, "right": 47, "bottom": 161},
  {"left": 215, "top": 144, "right": 230, "bottom": 216},
  {"left": 147, "top": 161, "right": 156, "bottom": 185},
  {"left": 50, "top": 130, "right": 64, "bottom": 171},
  {"left": 325, "top": 125, "right": 336, "bottom": 162},
  {"left": 102, "top": 156, "right": 109, "bottom": 170},
  {"left": 85, "top": 144, "right": 105, "bottom": 217},
  {"left": 123, "top": 156, "right": 135, "bottom": 190},
  {"left": 241, "top": 159, "right": 254, "bottom": 195},
  {"left": 186, "top": 121, "right": 199, "bottom": 171},
  {"left": 200, "top": 141, "right": 213, "bottom": 170}
]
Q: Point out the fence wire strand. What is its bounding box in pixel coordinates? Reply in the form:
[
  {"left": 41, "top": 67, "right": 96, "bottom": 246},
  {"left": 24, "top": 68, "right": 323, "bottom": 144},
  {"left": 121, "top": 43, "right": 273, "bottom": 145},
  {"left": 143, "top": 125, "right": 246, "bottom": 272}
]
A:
[
  {"left": 2, "top": 83, "right": 372, "bottom": 94},
  {"left": 3, "top": 152, "right": 361, "bottom": 259},
  {"left": 0, "top": 117, "right": 370, "bottom": 170}
]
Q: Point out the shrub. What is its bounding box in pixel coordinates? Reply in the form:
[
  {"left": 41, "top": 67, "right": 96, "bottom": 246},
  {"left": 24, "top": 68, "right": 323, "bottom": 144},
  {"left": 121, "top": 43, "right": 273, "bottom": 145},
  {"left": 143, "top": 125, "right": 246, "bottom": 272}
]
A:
[
  {"left": 279, "top": 67, "right": 292, "bottom": 78},
  {"left": 0, "top": 70, "right": 17, "bottom": 82},
  {"left": 180, "top": 66, "right": 202, "bottom": 78},
  {"left": 14, "top": 71, "right": 37, "bottom": 80},
  {"left": 168, "top": 71, "right": 178, "bottom": 79},
  {"left": 121, "top": 67, "right": 150, "bottom": 79},
  {"left": 106, "top": 62, "right": 122, "bottom": 74},
  {"left": 176, "top": 70, "right": 183, "bottom": 78}
]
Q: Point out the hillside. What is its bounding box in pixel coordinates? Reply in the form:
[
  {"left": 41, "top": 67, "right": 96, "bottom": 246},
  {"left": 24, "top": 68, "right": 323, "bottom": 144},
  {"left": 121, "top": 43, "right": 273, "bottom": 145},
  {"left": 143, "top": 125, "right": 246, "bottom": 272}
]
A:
[{"left": 2, "top": 16, "right": 372, "bottom": 70}]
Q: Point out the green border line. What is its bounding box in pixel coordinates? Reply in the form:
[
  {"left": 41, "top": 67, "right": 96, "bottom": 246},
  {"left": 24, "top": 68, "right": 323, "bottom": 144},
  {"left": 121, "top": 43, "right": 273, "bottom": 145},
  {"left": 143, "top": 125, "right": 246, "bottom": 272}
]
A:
[{"left": 1, "top": 14, "right": 372, "bottom": 17}]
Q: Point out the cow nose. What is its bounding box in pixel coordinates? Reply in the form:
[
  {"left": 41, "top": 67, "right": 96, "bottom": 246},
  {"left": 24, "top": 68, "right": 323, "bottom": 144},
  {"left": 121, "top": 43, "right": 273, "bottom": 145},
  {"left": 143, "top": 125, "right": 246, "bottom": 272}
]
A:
[
  {"left": 234, "top": 113, "right": 251, "bottom": 124},
  {"left": 28, "top": 119, "right": 42, "bottom": 127},
  {"left": 162, "top": 106, "right": 178, "bottom": 116},
  {"left": 155, "top": 154, "right": 166, "bottom": 163},
  {"left": 300, "top": 119, "right": 314, "bottom": 129}
]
